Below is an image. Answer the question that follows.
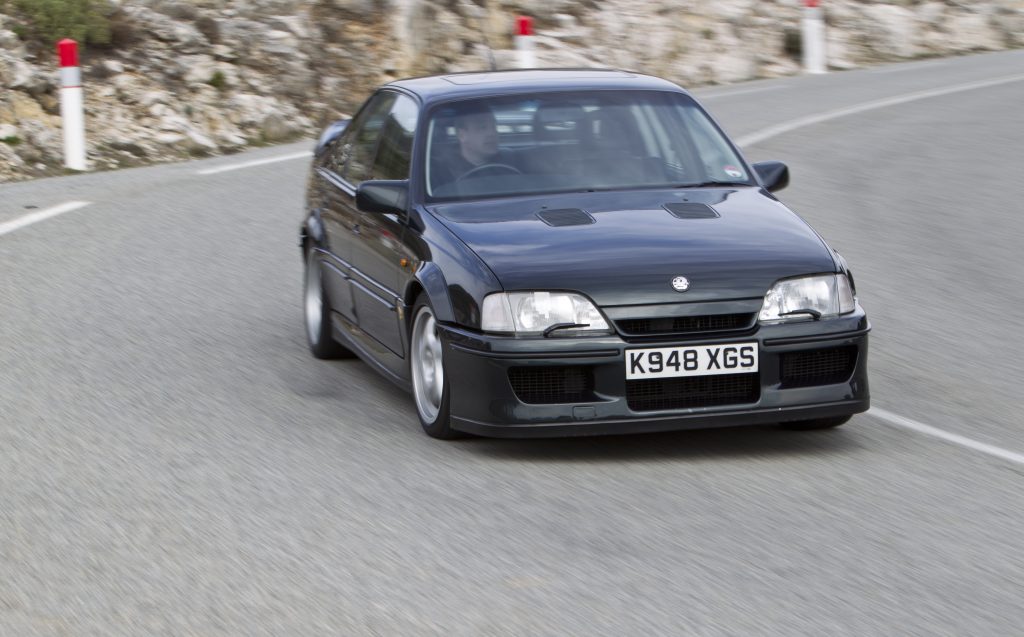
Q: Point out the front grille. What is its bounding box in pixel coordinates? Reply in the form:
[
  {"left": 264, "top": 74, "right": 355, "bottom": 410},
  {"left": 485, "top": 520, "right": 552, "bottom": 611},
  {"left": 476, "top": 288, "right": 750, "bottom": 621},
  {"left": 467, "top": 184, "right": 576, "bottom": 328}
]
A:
[
  {"left": 508, "top": 366, "right": 594, "bottom": 404},
  {"left": 626, "top": 373, "right": 759, "bottom": 411},
  {"left": 780, "top": 346, "right": 857, "bottom": 388},
  {"left": 616, "top": 313, "right": 755, "bottom": 337}
]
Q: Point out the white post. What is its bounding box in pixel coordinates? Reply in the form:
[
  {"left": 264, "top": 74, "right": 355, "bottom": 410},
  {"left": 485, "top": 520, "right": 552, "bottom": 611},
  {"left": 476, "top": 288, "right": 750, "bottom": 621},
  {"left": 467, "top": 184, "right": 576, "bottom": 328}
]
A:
[
  {"left": 515, "top": 16, "right": 536, "bottom": 69},
  {"left": 58, "top": 38, "right": 87, "bottom": 171},
  {"left": 802, "top": 0, "right": 827, "bottom": 74}
]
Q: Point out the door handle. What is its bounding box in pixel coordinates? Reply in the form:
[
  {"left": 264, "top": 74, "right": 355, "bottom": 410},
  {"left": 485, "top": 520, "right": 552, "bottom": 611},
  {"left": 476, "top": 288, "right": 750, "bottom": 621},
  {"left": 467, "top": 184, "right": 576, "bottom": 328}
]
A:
[{"left": 352, "top": 223, "right": 361, "bottom": 235}]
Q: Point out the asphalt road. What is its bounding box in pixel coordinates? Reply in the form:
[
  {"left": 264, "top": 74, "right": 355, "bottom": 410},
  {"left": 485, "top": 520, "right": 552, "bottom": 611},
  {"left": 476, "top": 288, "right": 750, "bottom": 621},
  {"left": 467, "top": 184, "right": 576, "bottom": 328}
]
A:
[{"left": 3, "top": 50, "right": 1024, "bottom": 636}]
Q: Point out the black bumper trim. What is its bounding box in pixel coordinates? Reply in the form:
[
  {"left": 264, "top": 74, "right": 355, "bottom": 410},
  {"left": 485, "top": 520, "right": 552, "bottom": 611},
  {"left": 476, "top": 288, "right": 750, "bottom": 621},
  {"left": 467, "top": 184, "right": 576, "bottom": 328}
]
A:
[
  {"left": 449, "top": 343, "right": 620, "bottom": 359},
  {"left": 451, "top": 398, "right": 869, "bottom": 438},
  {"left": 763, "top": 326, "right": 871, "bottom": 347}
]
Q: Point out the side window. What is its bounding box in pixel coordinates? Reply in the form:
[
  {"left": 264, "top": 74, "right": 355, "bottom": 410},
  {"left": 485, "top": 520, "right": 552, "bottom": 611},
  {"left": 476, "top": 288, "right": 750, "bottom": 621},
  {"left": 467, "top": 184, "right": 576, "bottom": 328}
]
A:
[
  {"left": 328, "top": 124, "right": 358, "bottom": 175},
  {"left": 340, "top": 92, "right": 397, "bottom": 186},
  {"left": 315, "top": 141, "right": 334, "bottom": 170},
  {"left": 371, "top": 94, "right": 419, "bottom": 181},
  {"left": 326, "top": 136, "right": 346, "bottom": 174}
]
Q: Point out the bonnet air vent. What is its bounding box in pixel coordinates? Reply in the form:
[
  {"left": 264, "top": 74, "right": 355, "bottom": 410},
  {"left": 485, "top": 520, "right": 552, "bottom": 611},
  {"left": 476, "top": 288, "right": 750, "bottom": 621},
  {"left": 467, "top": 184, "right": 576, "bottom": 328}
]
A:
[
  {"left": 663, "top": 202, "right": 720, "bottom": 219},
  {"left": 537, "top": 208, "right": 596, "bottom": 227}
]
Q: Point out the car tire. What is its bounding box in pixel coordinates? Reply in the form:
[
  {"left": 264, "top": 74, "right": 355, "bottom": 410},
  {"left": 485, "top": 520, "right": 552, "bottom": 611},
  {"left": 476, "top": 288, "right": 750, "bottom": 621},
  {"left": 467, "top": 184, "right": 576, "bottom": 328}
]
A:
[
  {"left": 410, "top": 295, "right": 462, "bottom": 439},
  {"left": 304, "top": 248, "right": 354, "bottom": 360},
  {"left": 779, "top": 415, "right": 852, "bottom": 431}
]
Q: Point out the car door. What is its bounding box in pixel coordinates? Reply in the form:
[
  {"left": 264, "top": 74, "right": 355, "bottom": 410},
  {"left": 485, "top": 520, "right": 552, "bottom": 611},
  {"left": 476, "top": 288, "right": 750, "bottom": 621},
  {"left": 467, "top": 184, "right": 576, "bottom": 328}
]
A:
[
  {"left": 308, "top": 137, "right": 356, "bottom": 322},
  {"left": 317, "top": 92, "right": 397, "bottom": 324},
  {"left": 342, "top": 92, "right": 419, "bottom": 357}
]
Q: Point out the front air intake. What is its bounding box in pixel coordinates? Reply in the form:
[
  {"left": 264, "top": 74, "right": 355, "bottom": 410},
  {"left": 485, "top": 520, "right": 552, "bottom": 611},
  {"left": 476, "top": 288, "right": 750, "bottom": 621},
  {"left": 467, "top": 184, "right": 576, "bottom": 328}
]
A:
[
  {"left": 536, "top": 208, "right": 596, "bottom": 227},
  {"left": 780, "top": 346, "right": 857, "bottom": 388},
  {"left": 663, "top": 202, "right": 720, "bottom": 219},
  {"left": 508, "top": 366, "right": 595, "bottom": 403},
  {"left": 626, "top": 373, "right": 759, "bottom": 411}
]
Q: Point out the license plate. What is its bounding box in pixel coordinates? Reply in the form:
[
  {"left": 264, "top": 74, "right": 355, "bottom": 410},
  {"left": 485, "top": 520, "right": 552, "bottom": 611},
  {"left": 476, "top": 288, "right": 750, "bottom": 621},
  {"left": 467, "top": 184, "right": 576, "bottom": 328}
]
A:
[{"left": 625, "top": 343, "right": 758, "bottom": 379}]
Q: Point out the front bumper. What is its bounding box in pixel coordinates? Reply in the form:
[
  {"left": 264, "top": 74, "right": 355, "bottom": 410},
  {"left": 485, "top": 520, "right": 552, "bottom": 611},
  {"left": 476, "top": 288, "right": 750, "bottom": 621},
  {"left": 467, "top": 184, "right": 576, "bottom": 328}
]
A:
[{"left": 441, "top": 310, "right": 870, "bottom": 438}]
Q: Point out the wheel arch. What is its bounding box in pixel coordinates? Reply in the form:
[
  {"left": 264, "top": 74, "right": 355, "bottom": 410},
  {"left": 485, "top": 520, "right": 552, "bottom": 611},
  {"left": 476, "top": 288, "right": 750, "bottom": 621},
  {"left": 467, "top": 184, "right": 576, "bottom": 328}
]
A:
[
  {"left": 406, "top": 261, "right": 455, "bottom": 325},
  {"left": 300, "top": 211, "right": 327, "bottom": 258}
]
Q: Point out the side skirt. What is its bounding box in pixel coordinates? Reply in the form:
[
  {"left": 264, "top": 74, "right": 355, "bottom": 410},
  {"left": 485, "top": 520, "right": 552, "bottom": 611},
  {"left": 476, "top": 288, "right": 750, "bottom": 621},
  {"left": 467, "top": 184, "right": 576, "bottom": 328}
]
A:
[{"left": 330, "top": 312, "right": 412, "bottom": 393}]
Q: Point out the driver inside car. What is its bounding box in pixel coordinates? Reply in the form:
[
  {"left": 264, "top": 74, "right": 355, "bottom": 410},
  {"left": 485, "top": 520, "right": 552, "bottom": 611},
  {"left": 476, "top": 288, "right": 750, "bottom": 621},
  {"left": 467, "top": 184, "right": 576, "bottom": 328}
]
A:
[{"left": 432, "top": 103, "right": 520, "bottom": 190}]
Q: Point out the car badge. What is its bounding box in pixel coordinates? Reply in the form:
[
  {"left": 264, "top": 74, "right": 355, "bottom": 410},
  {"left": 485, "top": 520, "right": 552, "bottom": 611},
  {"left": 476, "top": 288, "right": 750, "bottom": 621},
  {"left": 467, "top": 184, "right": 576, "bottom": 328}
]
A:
[{"left": 671, "top": 276, "right": 690, "bottom": 292}]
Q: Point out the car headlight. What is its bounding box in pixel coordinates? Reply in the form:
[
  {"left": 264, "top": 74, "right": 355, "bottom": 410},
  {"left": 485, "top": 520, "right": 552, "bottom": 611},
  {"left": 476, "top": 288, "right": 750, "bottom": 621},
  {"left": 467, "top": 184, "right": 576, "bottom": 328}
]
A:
[
  {"left": 759, "top": 274, "right": 855, "bottom": 322},
  {"left": 481, "top": 291, "right": 611, "bottom": 335}
]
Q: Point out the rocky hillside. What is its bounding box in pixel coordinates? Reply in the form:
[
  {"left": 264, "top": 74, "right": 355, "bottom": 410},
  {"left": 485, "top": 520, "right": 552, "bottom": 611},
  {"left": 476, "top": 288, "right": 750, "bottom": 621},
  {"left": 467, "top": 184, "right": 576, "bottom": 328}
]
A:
[{"left": 2, "top": 0, "right": 1023, "bottom": 182}]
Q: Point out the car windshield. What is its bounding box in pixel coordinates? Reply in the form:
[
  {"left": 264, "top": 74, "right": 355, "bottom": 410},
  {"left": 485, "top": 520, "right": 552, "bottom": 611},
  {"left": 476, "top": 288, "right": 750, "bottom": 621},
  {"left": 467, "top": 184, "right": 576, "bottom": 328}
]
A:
[{"left": 425, "top": 90, "right": 752, "bottom": 201}]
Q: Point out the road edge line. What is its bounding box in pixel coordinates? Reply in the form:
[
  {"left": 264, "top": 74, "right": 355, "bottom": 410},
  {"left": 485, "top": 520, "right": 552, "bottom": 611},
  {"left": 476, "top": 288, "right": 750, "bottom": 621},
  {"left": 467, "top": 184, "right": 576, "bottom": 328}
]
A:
[
  {"left": 197, "top": 151, "right": 313, "bottom": 176},
  {"left": 698, "top": 85, "right": 785, "bottom": 100},
  {"left": 871, "top": 407, "right": 1024, "bottom": 468},
  {"left": 736, "top": 73, "right": 1024, "bottom": 147},
  {"left": 0, "top": 201, "right": 92, "bottom": 237}
]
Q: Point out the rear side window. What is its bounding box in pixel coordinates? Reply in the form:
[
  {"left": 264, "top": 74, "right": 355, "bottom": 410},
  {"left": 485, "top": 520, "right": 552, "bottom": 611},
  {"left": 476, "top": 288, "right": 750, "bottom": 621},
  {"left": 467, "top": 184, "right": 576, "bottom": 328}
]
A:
[
  {"left": 339, "top": 92, "right": 397, "bottom": 186},
  {"left": 371, "top": 94, "right": 418, "bottom": 181}
]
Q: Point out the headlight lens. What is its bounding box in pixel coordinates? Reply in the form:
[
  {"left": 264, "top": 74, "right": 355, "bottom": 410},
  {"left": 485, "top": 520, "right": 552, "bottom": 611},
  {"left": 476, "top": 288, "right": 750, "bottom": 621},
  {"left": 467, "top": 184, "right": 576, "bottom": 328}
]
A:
[
  {"left": 759, "top": 274, "right": 855, "bottom": 322},
  {"left": 481, "top": 292, "right": 611, "bottom": 335}
]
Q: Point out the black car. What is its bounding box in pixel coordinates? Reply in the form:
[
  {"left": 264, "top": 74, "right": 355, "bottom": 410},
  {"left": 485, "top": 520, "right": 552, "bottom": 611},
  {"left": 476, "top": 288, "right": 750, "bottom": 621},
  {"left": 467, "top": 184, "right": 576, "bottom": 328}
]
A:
[{"left": 300, "top": 69, "right": 869, "bottom": 439}]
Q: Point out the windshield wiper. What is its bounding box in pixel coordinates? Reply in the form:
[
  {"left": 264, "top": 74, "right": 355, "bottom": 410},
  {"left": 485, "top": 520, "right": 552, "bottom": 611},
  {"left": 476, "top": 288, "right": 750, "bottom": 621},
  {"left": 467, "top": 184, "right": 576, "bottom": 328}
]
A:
[
  {"left": 543, "top": 323, "right": 590, "bottom": 337},
  {"left": 675, "top": 180, "right": 752, "bottom": 188},
  {"left": 779, "top": 309, "right": 822, "bottom": 320}
]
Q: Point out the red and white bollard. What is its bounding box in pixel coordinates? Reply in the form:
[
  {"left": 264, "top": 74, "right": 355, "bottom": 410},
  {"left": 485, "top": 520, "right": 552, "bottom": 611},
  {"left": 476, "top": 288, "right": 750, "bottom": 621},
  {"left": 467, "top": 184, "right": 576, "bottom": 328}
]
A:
[
  {"left": 802, "top": 0, "right": 827, "bottom": 74},
  {"left": 515, "top": 16, "right": 536, "bottom": 69},
  {"left": 58, "top": 38, "right": 87, "bottom": 171}
]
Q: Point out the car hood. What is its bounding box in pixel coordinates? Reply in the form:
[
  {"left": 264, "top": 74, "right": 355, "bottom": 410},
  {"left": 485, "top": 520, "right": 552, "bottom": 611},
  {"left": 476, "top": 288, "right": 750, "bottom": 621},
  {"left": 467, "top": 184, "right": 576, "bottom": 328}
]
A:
[{"left": 428, "top": 188, "right": 837, "bottom": 306}]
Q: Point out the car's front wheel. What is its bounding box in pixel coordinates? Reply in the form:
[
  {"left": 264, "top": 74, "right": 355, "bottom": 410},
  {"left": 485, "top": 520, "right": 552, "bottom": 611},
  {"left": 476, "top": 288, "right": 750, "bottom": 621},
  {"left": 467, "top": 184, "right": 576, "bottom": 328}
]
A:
[
  {"left": 410, "top": 296, "right": 460, "bottom": 439},
  {"left": 304, "top": 248, "right": 353, "bottom": 359},
  {"left": 779, "top": 415, "right": 851, "bottom": 431}
]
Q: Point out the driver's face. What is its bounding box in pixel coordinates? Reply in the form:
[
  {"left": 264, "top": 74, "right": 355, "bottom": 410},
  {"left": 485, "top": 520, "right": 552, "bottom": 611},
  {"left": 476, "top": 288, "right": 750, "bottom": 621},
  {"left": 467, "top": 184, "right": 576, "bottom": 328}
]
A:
[{"left": 456, "top": 112, "right": 498, "bottom": 163}]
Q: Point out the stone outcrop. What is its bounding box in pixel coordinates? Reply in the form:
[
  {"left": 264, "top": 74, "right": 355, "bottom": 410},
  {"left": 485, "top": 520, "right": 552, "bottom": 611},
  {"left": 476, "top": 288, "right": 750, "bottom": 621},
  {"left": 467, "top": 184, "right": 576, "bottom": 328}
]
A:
[{"left": 2, "top": 0, "right": 1023, "bottom": 182}]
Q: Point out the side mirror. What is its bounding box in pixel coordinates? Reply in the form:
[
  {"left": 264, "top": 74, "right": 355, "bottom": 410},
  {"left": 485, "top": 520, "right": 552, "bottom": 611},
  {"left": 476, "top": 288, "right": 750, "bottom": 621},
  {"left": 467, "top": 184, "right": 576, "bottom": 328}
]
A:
[
  {"left": 314, "top": 118, "right": 351, "bottom": 156},
  {"left": 356, "top": 180, "right": 408, "bottom": 216},
  {"left": 752, "top": 161, "right": 789, "bottom": 193}
]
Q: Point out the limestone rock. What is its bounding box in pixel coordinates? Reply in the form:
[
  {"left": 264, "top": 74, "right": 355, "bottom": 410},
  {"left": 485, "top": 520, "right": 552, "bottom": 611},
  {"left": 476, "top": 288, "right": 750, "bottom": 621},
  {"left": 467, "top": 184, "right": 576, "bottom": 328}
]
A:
[
  {"left": 102, "top": 60, "right": 126, "bottom": 75},
  {"left": 2, "top": 0, "right": 1024, "bottom": 183},
  {"left": 0, "top": 29, "right": 21, "bottom": 49},
  {"left": 185, "top": 129, "right": 218, "bottom": 154},
  {"left": 861, "top": 4, "right": 919, "bottom": 59},
  {"left": 0, "top": 142, "right": 26, "bottom": 182},
  {"left": 947, "top": 12, "right": 1004, "bottom": 51}
]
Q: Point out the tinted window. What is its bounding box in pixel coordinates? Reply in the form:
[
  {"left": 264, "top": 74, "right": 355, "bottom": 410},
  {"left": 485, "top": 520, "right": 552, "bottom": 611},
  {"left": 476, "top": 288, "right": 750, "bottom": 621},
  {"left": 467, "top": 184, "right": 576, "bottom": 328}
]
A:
[
  {"left": 337, "top": 92, "right": 397, "bottom": 185},
  {"left": 326, "top": 135, "right": 345, "bottom": 174},
  {"left": 315, "top": 140, "right": 335, "bottom": 170},
  {"left": 425, "top": 91, "right": 751, "bottom": 201},
  {"left": 371, "top": 94, "right": 418, "bottom": 180}
]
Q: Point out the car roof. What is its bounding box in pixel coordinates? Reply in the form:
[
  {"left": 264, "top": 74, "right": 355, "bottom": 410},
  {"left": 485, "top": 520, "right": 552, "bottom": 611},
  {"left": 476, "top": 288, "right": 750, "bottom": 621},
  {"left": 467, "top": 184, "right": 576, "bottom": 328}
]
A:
[{"left": 384, "top": 69, "right": 687, "bottom": 104}]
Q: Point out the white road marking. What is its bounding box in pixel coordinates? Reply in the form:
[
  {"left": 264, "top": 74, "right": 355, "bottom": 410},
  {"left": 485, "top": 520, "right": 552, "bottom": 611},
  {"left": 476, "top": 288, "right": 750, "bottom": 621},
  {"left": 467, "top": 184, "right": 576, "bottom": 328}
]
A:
[
  {"left": 872, "top": 407, "right": 1024, "bottom": 468},
  {"left": 697, "top": 85, "right": 785, "bottom": 100},
  {"left": 0, "top": 201, "right": 91, "bottom": 237},
  {"left": 197, "top": 151, "right": 312, "bottom": 175},
  {"left": 736, "top": 73, "right": 1024, "bottom": 147}
]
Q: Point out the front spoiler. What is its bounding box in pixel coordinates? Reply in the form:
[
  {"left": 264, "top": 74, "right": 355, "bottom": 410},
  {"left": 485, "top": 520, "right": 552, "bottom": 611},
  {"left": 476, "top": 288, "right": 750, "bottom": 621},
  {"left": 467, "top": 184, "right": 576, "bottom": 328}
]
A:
[
  {"left": 452, "top": 398, "right": 869, "bottom": 438},
  {"left": 441, "top": 311, "right": 871, "bottom": 438}
]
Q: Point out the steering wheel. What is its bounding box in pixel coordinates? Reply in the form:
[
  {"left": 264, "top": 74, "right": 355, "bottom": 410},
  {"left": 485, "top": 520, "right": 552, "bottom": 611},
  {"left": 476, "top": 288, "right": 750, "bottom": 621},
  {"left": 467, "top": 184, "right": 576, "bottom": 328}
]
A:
[{"left": 457, "top": 163, "right": 522, "bottom": 182}]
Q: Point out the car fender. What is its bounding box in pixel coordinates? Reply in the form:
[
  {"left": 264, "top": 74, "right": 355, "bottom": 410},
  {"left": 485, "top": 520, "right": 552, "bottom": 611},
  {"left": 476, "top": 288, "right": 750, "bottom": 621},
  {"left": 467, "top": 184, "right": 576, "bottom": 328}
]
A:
[
  {"left": 409, "top": 261, "right": 456, "bottom": 324},
  {"left": 404, "top": 207, "right": 504, "bottom": 330},
  {"left": 832, "top": 249, "right": 857, "bottom": 293},
  {"left": 300, "top": 209, "right": 326, "bottom": 254}
]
